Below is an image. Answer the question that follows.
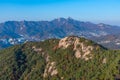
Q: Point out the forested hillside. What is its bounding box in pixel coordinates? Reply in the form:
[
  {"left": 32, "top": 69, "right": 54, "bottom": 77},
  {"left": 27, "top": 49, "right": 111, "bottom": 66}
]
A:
[{"left": 0, "top": 36, "right": 120, "bottom": 80}]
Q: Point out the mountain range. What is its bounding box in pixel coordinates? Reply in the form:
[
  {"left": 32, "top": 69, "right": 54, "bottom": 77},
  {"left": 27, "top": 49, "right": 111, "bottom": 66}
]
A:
[{"left": 0, "top": 17, "right": 120, "bottom": 49}]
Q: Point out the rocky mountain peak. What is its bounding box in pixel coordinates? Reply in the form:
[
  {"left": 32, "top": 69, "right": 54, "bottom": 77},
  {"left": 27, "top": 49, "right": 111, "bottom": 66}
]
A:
[{"left": 58, "top": 36, "right": 94, "bottom": 60}]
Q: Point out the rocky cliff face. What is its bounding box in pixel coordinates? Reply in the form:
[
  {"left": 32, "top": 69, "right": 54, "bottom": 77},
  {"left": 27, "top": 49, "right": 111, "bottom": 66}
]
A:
[
  {"left": 58, "top": 36, "right": 93, "bottom": 60},
  {"left": 32, "top": 46, "right": 58, "bottom": 78}
]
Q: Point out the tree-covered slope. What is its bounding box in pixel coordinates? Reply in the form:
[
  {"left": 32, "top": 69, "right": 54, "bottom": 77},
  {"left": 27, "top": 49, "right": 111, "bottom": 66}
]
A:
[{"left": 0, "top": 36, "right": 120, "bottom": 80}]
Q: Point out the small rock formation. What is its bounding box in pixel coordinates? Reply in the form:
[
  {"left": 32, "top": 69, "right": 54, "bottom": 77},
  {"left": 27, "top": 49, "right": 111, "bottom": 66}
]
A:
[
  {"left": 43, "top": 61, "right": 58, "bottom": 78},
  {"left": 75, "top": 50, "right": 82, "bottom": 58},
  {"left": 102, "top": 58, "right": 107, "bottom": 64},
  {"left": 32, "top": 46, "right": 43, "bottom": 52},
  {"left": 43, "top": 51, "right": 58, "bottom": 78},
  {"left": 32, "top": 46, "right": 58, "bottom": 78},
  {"left": 61, "top": 77, "right": 64, "bottom": 80},
  {"left": 58, "top": 36, "right": 93, "bottom": 60},
  {"left": 32, "top": 46, "right": 45, "bottom": 56},
  {"left": 58, "top": 37, "right": 73, "bottom": 48}
]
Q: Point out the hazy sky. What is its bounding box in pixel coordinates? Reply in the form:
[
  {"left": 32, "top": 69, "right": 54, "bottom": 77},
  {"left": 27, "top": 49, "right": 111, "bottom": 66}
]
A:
[{"left": 0, "top": 0, "right": 120, "bottom": 25}]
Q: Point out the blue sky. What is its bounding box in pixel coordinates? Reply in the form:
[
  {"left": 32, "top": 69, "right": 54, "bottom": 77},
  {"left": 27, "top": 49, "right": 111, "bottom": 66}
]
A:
[{"left": 0, "top": 0, "right": 120, "bottom": 25}]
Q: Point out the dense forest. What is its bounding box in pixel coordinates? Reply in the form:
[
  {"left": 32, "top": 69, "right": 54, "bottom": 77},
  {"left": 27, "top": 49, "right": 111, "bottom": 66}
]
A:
[{"left": 0, "top": 36, "right": 120, "bottom": 80}]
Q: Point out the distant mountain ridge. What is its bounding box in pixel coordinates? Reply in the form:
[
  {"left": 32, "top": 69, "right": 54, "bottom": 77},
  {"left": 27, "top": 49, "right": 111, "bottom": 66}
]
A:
[{"left": 0, "top": 17, "right": 120, "bottom": 49}]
